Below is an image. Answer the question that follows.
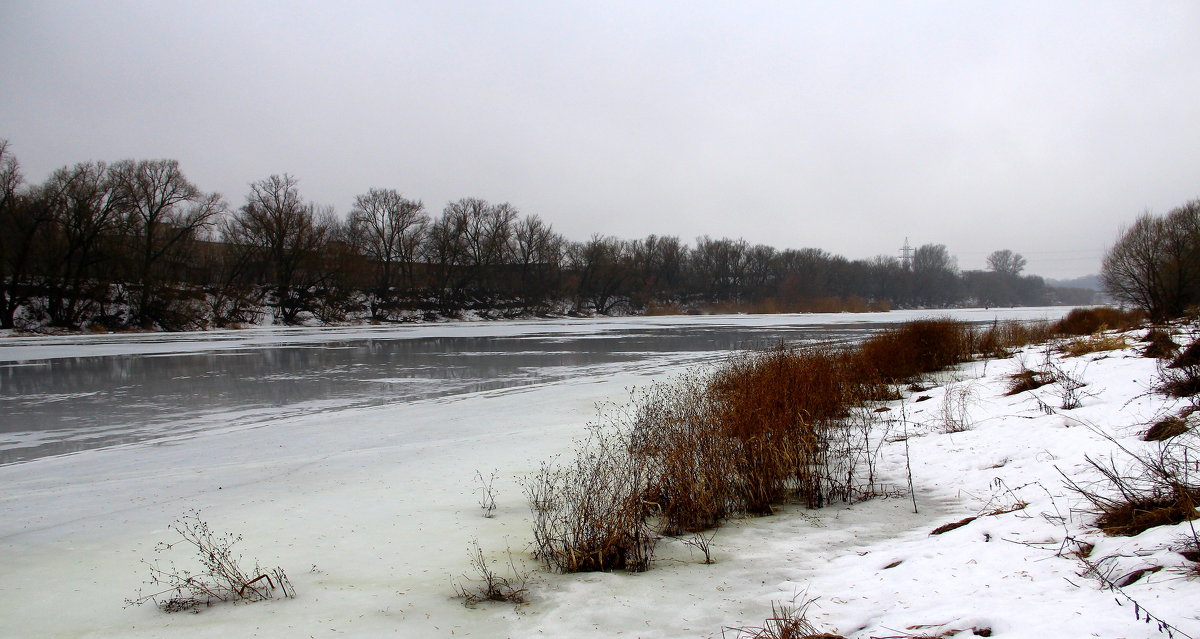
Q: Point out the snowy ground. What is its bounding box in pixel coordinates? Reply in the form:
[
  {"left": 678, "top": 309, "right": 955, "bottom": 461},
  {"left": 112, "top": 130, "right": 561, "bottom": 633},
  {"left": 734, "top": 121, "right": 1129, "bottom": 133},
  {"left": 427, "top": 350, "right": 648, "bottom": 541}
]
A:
[{"left": 4, "top": 308, "right": 1196, "bottom": 638}]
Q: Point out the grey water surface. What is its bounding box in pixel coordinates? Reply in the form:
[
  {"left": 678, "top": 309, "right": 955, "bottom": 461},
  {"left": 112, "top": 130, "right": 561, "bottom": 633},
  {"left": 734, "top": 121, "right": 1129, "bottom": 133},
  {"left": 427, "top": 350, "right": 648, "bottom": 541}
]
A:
[{"left": 0, "top": 321, "right": 893, "bottom": 464}]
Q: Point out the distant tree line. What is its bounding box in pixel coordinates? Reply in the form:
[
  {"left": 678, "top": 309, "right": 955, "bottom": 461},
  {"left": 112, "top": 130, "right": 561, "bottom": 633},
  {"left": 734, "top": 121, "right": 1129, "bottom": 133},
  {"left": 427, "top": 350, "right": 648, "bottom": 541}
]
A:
[
  {"left": 0, "top": 143, "right": 1092, "bottom": 330},
  {"left": 1102, "top": 199, "right": 1200, "bottom": 321}
]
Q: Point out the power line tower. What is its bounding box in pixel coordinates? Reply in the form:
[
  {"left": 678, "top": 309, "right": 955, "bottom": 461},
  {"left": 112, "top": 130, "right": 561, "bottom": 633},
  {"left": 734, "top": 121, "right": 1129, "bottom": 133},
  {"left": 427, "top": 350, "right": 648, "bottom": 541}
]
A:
[{"left": 899, "top": 237, "right": 914, "bottom": 270}]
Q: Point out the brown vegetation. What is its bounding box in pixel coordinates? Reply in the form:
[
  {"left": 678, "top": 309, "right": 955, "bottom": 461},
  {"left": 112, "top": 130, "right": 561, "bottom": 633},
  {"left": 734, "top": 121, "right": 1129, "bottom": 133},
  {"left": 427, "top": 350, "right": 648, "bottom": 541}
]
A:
[
  {"left": 1064, "top": 431, "right": 1200, "bottom": 537},
  {"left": 527, "top": 317, "right": 1003, "bottom": 574},
  {"left": 1060, "top": 334, "right": 1129, "bottom": 357},
  {"left": 1143, "top": 416, "right": 1189, "bottom": 442},
  {"left": 1142, "top": 329, "right": 1179, "bottom": 359},
  {"left": 1052, "top": 306, "right": 1143, "bottom": 336},
  {"left": 1005, "top": 368, "right": 1051, "bottom": 396},
  {"left": 1160, "top": 340, "right": 1200, "bottom": 397}
]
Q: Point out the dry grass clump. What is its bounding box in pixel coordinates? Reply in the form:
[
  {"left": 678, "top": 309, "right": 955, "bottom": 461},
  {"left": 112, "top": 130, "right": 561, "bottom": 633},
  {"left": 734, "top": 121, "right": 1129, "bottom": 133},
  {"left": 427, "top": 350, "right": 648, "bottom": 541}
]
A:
[
  {"left": 976, "top": 319, "right": 1056, "bottom": 358},
  {"left": 855, "top": 319, "right": 975, "bottom": 382},
  {"left": 1061, "top": 334, "right": 1129, "bottom": 357},
  {"left": 1053, "top": 306, "right": 1144, "bottom": 336},
  {"left": 706, "top": 347, "right": 864, "bottom": 511},
  {"left": 1094, "top": 494, "right": 1198, "bottom": 537},
  {"left": 1142, "top": 329, "right": 1179, "bottom": 359},
  {"left": 1143, "top": 416, "right": 1190, "bottom": 442},
  {"left": 1005, "top": 368, "right": 1052, "bottom": 396},
  {"left": 722, "top": 597, "right": 845, "bottom": 639},
  {"left": 629, "top": 372, "right": 739, "bottom": 534},
  {"left": 1064, "top": 431, "right": 1200, "bottom": 537}
]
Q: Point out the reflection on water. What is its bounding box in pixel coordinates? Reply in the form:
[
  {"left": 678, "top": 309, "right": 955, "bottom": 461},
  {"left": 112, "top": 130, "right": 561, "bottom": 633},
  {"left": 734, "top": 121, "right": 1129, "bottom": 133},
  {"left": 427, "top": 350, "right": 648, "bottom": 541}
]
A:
[{"left": 0, "top": 323, "right": 881, "bottom": 464}]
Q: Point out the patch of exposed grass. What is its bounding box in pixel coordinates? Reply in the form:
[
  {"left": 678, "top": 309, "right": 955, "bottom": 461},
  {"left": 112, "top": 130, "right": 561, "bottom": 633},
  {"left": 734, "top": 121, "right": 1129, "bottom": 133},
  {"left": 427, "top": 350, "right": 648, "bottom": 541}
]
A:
[
  {"left": 1063, "top": 431, "right": 1200, "bottom": 537},
  {"left": 1095, "top": 495, "right": 1198, "bottom": 537},
  {"left": 1142, "top": 329, "right": 1179, "bottom": 359},
  {"left": 1061, "top": 334, "right": 1128, "bottom": 357},
  {"left": 1005, "top": 368, "right": 1051, "bottom": 395},
  {"left": 1143, "top": 416, "right": 1190, "bottom": 442}
]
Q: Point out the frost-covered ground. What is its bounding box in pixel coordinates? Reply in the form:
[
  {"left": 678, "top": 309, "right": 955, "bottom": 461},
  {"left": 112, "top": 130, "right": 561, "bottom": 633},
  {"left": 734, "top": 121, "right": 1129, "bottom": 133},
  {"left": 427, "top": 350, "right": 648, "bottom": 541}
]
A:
[{"left": 4, "top": 308, "right": 1196, "bottom": 638}]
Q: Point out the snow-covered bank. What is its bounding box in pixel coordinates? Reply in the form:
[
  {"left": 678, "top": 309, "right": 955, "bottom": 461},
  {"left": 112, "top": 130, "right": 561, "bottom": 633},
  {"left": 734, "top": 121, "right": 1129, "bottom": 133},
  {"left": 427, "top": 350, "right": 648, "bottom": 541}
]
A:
[{"left": 9, "top": 308, "right": 1196, "bottom": 638}]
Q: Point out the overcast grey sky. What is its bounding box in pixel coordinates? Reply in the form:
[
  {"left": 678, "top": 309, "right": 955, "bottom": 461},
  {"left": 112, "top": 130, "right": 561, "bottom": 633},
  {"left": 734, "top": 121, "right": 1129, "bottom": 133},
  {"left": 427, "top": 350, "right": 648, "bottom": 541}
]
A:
[{"left": 2, "top": 1, "right": 1198, "bottom": 278}]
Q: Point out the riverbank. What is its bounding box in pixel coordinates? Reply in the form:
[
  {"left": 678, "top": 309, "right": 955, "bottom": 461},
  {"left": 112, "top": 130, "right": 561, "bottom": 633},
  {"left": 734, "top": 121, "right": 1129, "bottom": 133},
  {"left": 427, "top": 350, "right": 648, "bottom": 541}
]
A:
[{"left": 4, "top": 308, "right": 1195, "bottom": 637}]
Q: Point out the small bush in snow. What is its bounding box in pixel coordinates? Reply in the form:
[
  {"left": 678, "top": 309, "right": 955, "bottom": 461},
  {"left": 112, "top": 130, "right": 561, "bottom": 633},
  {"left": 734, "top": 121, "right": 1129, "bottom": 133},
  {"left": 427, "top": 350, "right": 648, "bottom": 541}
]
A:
[
  {"left": 126, "top": 511, "right": 294, "bottom": 612},
  {"left": 453, "top": 539, "right": 528, "bottom": 606}
]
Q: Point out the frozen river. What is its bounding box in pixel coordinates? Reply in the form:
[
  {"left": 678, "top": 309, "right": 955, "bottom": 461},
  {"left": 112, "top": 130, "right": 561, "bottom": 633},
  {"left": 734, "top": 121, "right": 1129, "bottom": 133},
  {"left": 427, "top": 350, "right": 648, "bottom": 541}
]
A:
[{"left": 0, "top": 308, "right": 1067, "bottom": 464}]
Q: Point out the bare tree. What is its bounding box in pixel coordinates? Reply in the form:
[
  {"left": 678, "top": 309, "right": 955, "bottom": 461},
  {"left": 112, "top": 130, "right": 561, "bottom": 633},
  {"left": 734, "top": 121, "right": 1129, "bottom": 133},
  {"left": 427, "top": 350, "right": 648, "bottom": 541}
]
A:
[
  {"left": 1102, "top": 201, "right": 1200, "bottom": 321},
  {"left": 912, "top": 243, "right": 960, "bottom": 307},
  {"left": 0, "top": 140, "right": 37, "bottom": 328},
  {"left": 347, "top": 188, "right": 428, "bottom": 319},
  {"left": 568, "top": 235, "right": 633, "bottom": 314},
  {"left": 627, "top": 234, "right": 687, "bottom": 307},
  {"left": 110, "top": 159, "right": 225, "bottom": 328},
  {"left": 509, "top": 214, "right": 564, "bottom": 312},
  {"left": 428, "top": 198, "right": 518, "bottom": 306},
  {"left": 38, "top": 162, "right": 125, "bottom": 327},
  {"left": 225, "top": 175, "right": 332, "bottom": 324},
  {"left": 986, "top": 249, "right": 1027, "bottom": 276},
  {"left": 690, "top": 236, "right": 748, "bottom": 302},
  {"left": 454, "top": 198, "right": 518, "bottom": 300}
]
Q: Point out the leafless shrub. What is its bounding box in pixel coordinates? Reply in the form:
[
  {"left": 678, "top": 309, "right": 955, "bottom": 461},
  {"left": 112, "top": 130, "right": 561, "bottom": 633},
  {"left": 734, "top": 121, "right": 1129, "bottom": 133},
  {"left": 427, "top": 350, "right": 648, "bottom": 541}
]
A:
[
  {"left": 453, "top": 539, "right": 528, "bottom": 606},
  {"left": 126, "top": 511, "right": 295, "bottom": 612},
  {"left": 476, "top": 469, "right": 498, "bottom": 517},
  {"left": 1053, "top": 306, "right": 1144, "bottom": 336},
  {"left": 1061, "top": 334, "right": 1129, "bottom": 357},
  {"left": 977, "top": 319, "right": 1056, "bottom": 358},
  {"left": 682, "top": 530, "right": 717, "bottom": 564},
  {"left": 526, "top": 319, "right": 990, "bottom": 574},
  {"left": 524, "top": 422, "right": 656, "bottom": 573},
  {"left": 1005, "top": 367, "right": 1051, "bottom": 396},
  {"left": 1041, "top": 358, "right": 1089, "bottom": 410},
  {"left": 1078, "top": 552, "right": 1193, "bottom": 637},
  {"left": 935, "top": 383, "right": 978, "bottom": 433}
]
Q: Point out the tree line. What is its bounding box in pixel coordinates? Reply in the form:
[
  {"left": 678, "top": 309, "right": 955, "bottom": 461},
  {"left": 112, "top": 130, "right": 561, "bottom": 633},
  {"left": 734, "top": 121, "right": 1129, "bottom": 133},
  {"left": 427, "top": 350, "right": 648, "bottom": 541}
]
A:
[{"left": 0, "top": 143, "right": 1090, "bottom": 331}]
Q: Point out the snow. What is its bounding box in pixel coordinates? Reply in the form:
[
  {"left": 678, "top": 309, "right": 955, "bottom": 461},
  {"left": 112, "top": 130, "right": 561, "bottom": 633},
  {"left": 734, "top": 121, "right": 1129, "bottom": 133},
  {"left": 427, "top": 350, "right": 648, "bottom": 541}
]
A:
[{"left": 3, "top": 308, "right": 1196, "bottom": 638}]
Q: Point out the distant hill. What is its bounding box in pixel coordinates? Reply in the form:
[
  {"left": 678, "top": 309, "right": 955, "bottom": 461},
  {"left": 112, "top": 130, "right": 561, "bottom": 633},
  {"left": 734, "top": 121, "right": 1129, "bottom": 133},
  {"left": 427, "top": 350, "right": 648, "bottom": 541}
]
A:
[{"left": 1047, "top": 274, "right": 1102, "bottom": 291}]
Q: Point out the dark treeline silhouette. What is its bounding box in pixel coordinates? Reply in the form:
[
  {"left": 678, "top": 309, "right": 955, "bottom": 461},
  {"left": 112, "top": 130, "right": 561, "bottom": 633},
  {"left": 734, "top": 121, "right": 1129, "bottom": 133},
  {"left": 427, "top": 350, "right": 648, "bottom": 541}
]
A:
[{"left": 0, "top": 145, "right": 1093, "bottom": 330}]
